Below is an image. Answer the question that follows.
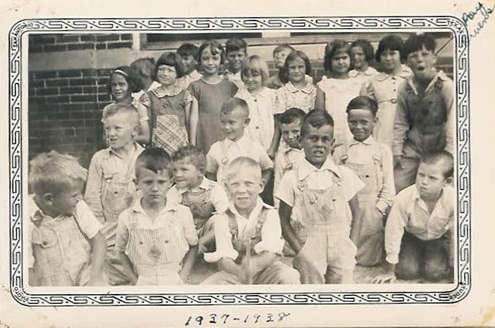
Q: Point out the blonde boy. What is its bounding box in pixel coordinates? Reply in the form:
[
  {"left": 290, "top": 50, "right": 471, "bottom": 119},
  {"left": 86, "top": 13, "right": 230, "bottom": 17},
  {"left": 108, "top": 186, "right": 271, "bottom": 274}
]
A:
[
  {"left": 202, "top": 157, "right": 300, "bottom": 284},
  {"left": 28, "top": 151, "right": 105, "bottom": 286},
  {"left": 85, "top": 103, "right": 144, "bottom": 285},
  {"left": 205, "top": 97, "right": 273, "bottom": 186}
]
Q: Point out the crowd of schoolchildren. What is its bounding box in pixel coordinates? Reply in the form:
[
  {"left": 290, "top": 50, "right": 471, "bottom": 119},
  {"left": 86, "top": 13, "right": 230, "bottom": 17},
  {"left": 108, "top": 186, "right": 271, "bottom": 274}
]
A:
[{"left": 27, "top": 32, "right": 455, "bottom": 286}]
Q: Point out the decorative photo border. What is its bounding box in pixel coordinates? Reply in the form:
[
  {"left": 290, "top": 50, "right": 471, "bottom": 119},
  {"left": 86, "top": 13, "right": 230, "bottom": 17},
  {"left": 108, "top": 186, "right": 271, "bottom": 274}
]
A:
[{"left": 8, "top": 16, "right": 471, "bottom": 306}]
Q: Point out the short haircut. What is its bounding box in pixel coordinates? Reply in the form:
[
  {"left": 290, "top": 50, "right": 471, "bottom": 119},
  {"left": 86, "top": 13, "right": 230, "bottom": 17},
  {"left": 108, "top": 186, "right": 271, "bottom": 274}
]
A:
[
  {"left": 301, "top": 110, "right": 334, "bottom": 137},
  {"left": 224, "top": 156, "right": 262, "bottom": 181},
  {"left": 279, "top": 107, "right": 306, "bottom": 125},
  {"left": 220, "top": 97, "right": 249, "bottom": 117},
  {"left": 102, "top": 103, "right": 139, "bottom": 127},
  {"left": 241, "top": 55, "right": 270, "bottom": 85},
  {"left": 135, "top": 147, "right": 171, "bottom": 178},
  {"left": 323, "top": 39, "right": 351, "bottom": 73},
  {"left": 29, "top": 151, "right": 87, "bottom": 196},
  {"left": 376, "top": 35, "right": 405, "bottom": 62},
  {"left": 225, "top": 37, "right": 247, "bottom": 53},
  {"left": 108, "top": 66, "right": 142, "bottom": 95},
  {"left": 351, "top": 39, "right": 374, "bottom": 62},
  {"left": 420, "top": 151, "right": 454, "bottom": 178},
  {"left": 156, "top": 52, "right": 183, "bottom": 78},
  {"left": 281, "top": 50, "right": 312, "bottom": 84},
  {"left": 198, "top": 40, "right": 225, "bottom": 66},
  {"left": 130, "top": 57, "right": 156, "bottom": 82},
  {"left": 177, "top": 43, "right": 199, "bottom": 61},
  {"left": 403, "top": 33, "right": 437, "bottom": 58},
  {"left": 273, "top": 43, "right": 295, "bottom": 56},
  {"left": 346, "top": 96, "right": 378, "bottom": 116},
  {"left": 171, "top": 145, "right": 206, "bottom": 174}
]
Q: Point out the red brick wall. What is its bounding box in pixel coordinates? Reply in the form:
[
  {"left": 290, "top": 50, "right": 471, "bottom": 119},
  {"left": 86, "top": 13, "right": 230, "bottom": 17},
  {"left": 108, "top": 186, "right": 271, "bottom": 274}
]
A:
[{"left": 29, "top": 33, "right": 133, "bottom": 53}]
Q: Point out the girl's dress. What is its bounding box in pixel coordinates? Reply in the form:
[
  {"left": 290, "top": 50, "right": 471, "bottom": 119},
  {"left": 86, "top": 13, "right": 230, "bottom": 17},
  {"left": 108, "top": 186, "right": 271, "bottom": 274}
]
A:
[
  {"left": 360, "top": 65, "right": 412, "bottom": 148},
  {"left": 235, "top": 87, "right": 281, "bottom": 150},
  {"left": 317, "top": 76, "right": 362, "bottom": 146},
  {"left": 147, "top": 84, "right": 193, "bottom": 155},
  {"left": 188, "top": 78, "right": 238, "bottom": 153},
  {"left": 276, "top": 81, "right": 318, "bottom": 114}
]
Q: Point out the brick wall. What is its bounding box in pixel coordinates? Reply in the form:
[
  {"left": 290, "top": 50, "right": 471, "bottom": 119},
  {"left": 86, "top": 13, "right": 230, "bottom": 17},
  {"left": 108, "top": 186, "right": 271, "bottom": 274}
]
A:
[
  {"left": 28, "top": 68, "right": 113, "bottom": 167},
  {"left": 29, "top": 33, "right": 133, "bottom": 53}
]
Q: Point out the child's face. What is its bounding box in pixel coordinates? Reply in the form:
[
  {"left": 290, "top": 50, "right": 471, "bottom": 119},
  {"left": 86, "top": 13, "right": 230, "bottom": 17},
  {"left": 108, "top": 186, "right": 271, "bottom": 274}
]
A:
[
  {"left": 415, "top": 162, "right": 449, "bottom": 201},
  {"left": 351, "top": 46, "right": 367, "bottom": 70},
  {"left": 281, "top": 119, "right": 302, "bottom": 149},
  {"left": 227, "top": 50, "right": 246, "bottom": 73},
  {"left": 407, "top": 45, "right": 437, "bottom": 82},
  {"left": 200, "top": 46, "right": 222, "bottom": 76},
  {"left": 274, "top": 48, "right": 292, "bottom": 69},
  {"left": 48, "top": 181, "right": 83, "bottom": 217},
  {"left": 156, "top": 64, "right": 177, "bottom": 86},
  {"left": 137, "top": 167, "right": 173, "bottom": 206},
  {"left": 287, "top": 57, "right": 306, "bottom": 84},
  {"left": 380, "top": 49, "right": 401, "bottom": 72},
  {"left": 242, "top": 69, "right": 263, "bottom": 92},
  {"left": 220, "top": 107, "right": 249, "bottom": 141},
  {"left": 225, "top": 166, "right": 263, "bottom": 214},
  {"left": 104, "top": 112, "right": 137, "bottom": 151},
  {"left": 347, "top": 108, "right": 376, "bottom": 142},
  {"left": 178, "top": 54, "right": 197, "bottom": 75},
  {"left": 111, "top": 73, "right": 131, "bottom": 102},
  {"left": 331, "top": 51, "right": 351, "bottom": 75},
  {"left": 172, "top": 158, "right": 203, "bottom": 190},
  {"left": 301, "top": 124, "right": 334, "bottom": 168}
]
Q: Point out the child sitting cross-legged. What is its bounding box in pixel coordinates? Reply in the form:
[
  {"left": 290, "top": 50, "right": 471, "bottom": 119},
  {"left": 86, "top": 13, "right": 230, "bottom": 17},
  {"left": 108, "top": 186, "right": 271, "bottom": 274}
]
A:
[
  {"left": 115, "top": 147, "right": 198, "bottom": 285},
  {"left": 373, "top": 151, "right": 455, "bottom": 283},
  {"left": 168, "top": 145, "right": 229, "bottom": 253},
  {"left": 27, "top": 151, "right": 106, "bottom": 286},
  {"left": 201, "top": 157, "right": 300, "bottom": 284}
]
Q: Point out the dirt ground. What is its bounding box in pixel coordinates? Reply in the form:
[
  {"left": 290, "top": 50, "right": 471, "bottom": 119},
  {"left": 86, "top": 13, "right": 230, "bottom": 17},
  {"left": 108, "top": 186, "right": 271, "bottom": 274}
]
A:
[{"left": 188, "top": 257, "right": 428, "bottom": 284}]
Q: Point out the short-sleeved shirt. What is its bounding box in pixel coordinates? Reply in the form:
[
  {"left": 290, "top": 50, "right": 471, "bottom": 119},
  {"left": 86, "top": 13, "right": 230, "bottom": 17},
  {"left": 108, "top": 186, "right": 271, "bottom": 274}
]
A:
[
  {"left": 275, "top": 157, "right": 364, "bottom": 221},
  {"left": 349, "top": 66, "right": 379, "bottom": 85},
  {"left": 206, "top": 134, "right": 273, "bottom": 183},
  {"left": 27, "top": 197, "right": 102, "bottom": 269},
  {"left": 224, "top": 71, "right": 244, "bottom": 89},
  {"left": 203, "top": 198, "right": 284, "bottom": 263},
  {"left": 384, "top": 185, "right": 455, "bottom": 264},
  {"left": 115, "top": 198, "right": 198, "bottom": 267},
  {"left": 166, "top": 177, "right": 229, "bottom": 213},
  {"left": 235, "top": 87, "right": 281, "bottom": 150},
  {"left": 276, "top": 81, "right": 318, "bottom": 113},
  {"left": 176, "top": 70, "right": 202, "bottom": 90}
]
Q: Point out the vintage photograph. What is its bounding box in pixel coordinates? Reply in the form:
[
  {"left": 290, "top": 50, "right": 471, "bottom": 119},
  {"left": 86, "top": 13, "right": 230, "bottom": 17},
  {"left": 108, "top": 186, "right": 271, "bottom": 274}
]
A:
[{"left": 25, "top": 29, "right": 456, "bottom": 288}]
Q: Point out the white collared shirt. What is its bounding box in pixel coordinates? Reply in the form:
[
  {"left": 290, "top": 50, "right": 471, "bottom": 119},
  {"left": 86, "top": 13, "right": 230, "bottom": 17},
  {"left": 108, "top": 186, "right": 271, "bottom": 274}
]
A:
[
  {"left": 384, "top": 184, "right": 455, "bottom": 264},
  {"left": 235, "top": 87, "right": 281, "bottom": 150},
  {"left": 276, "top": 81, "right": 318, "bottom": 113},
  {"left": 203, "top": 198, "right": 284, "bottom": 263},
  {"left": 206, "top": 134, "right": 273, "bottom": 183},
  {"left": 176, "top": 70, "right": 202, "bottom": 90},
  {"left": 349, "top": 66, "right": 379, "bottom": 85}
]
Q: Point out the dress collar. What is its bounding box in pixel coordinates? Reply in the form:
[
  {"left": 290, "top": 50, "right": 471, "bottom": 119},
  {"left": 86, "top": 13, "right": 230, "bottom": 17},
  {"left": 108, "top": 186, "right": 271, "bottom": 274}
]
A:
[{"left": 285, "top": 81, "right": 314, "bottom": 94}]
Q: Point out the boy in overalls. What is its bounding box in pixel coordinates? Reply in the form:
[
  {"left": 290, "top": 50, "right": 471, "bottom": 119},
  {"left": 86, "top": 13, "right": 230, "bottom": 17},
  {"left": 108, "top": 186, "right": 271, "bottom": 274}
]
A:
[
  {"left": 85, "top": 104, "right": 144, "bottom": 285},
  {"left": 334, "top": 96, "right": 395, "bottom": 266},
  {"left": 201, "top": 157, "right": 300, "bottom": 284},
  {"left": 115, "top": 147, "right": 198, "bottom": 285},
  {"left": 28, "top": 151, "right": 106, "bottom": 286},
  {"left": 168, "top": 145, "right": 229, "bottom": 253},
  {"left": 276, "top": 110, "right": 364, "bottom": 284}
]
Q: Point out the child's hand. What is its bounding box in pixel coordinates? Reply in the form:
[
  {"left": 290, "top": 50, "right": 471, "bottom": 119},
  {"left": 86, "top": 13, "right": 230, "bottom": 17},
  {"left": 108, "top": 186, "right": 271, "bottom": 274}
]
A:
[{"left": 371, "top": 271, "right": 396, "bottom": 284}]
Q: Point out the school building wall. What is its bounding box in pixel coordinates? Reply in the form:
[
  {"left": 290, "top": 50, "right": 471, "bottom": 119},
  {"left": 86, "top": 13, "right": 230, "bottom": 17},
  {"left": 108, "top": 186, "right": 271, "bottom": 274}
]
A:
[{"left": 28, "top": 32, "right": 454, "bottom": 168}]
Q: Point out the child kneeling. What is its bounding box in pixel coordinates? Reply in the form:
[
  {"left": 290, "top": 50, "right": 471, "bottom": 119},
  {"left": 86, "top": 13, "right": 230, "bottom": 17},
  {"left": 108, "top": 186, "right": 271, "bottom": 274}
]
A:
[
  {"left": 201, "top": 157, "right": 300, "bottom": 285},
  {"left": 115, "top": 147, "right": 198, "bottom": 285},
  {"left": 374, "top": 151, "right": 454, "bottom": 283}
]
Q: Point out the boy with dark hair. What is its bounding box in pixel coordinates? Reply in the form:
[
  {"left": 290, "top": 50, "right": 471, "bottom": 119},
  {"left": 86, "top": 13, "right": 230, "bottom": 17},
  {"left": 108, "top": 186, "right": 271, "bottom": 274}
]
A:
[{"left": 224, "top": 37, "right": 248, "bottom": 88}]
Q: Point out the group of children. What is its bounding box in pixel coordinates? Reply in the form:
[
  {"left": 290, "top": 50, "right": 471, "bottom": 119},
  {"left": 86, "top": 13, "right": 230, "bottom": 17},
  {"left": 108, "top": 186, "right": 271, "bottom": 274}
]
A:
[{"left": 27, "top": 32, "right": 455, "bottom": 286}]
